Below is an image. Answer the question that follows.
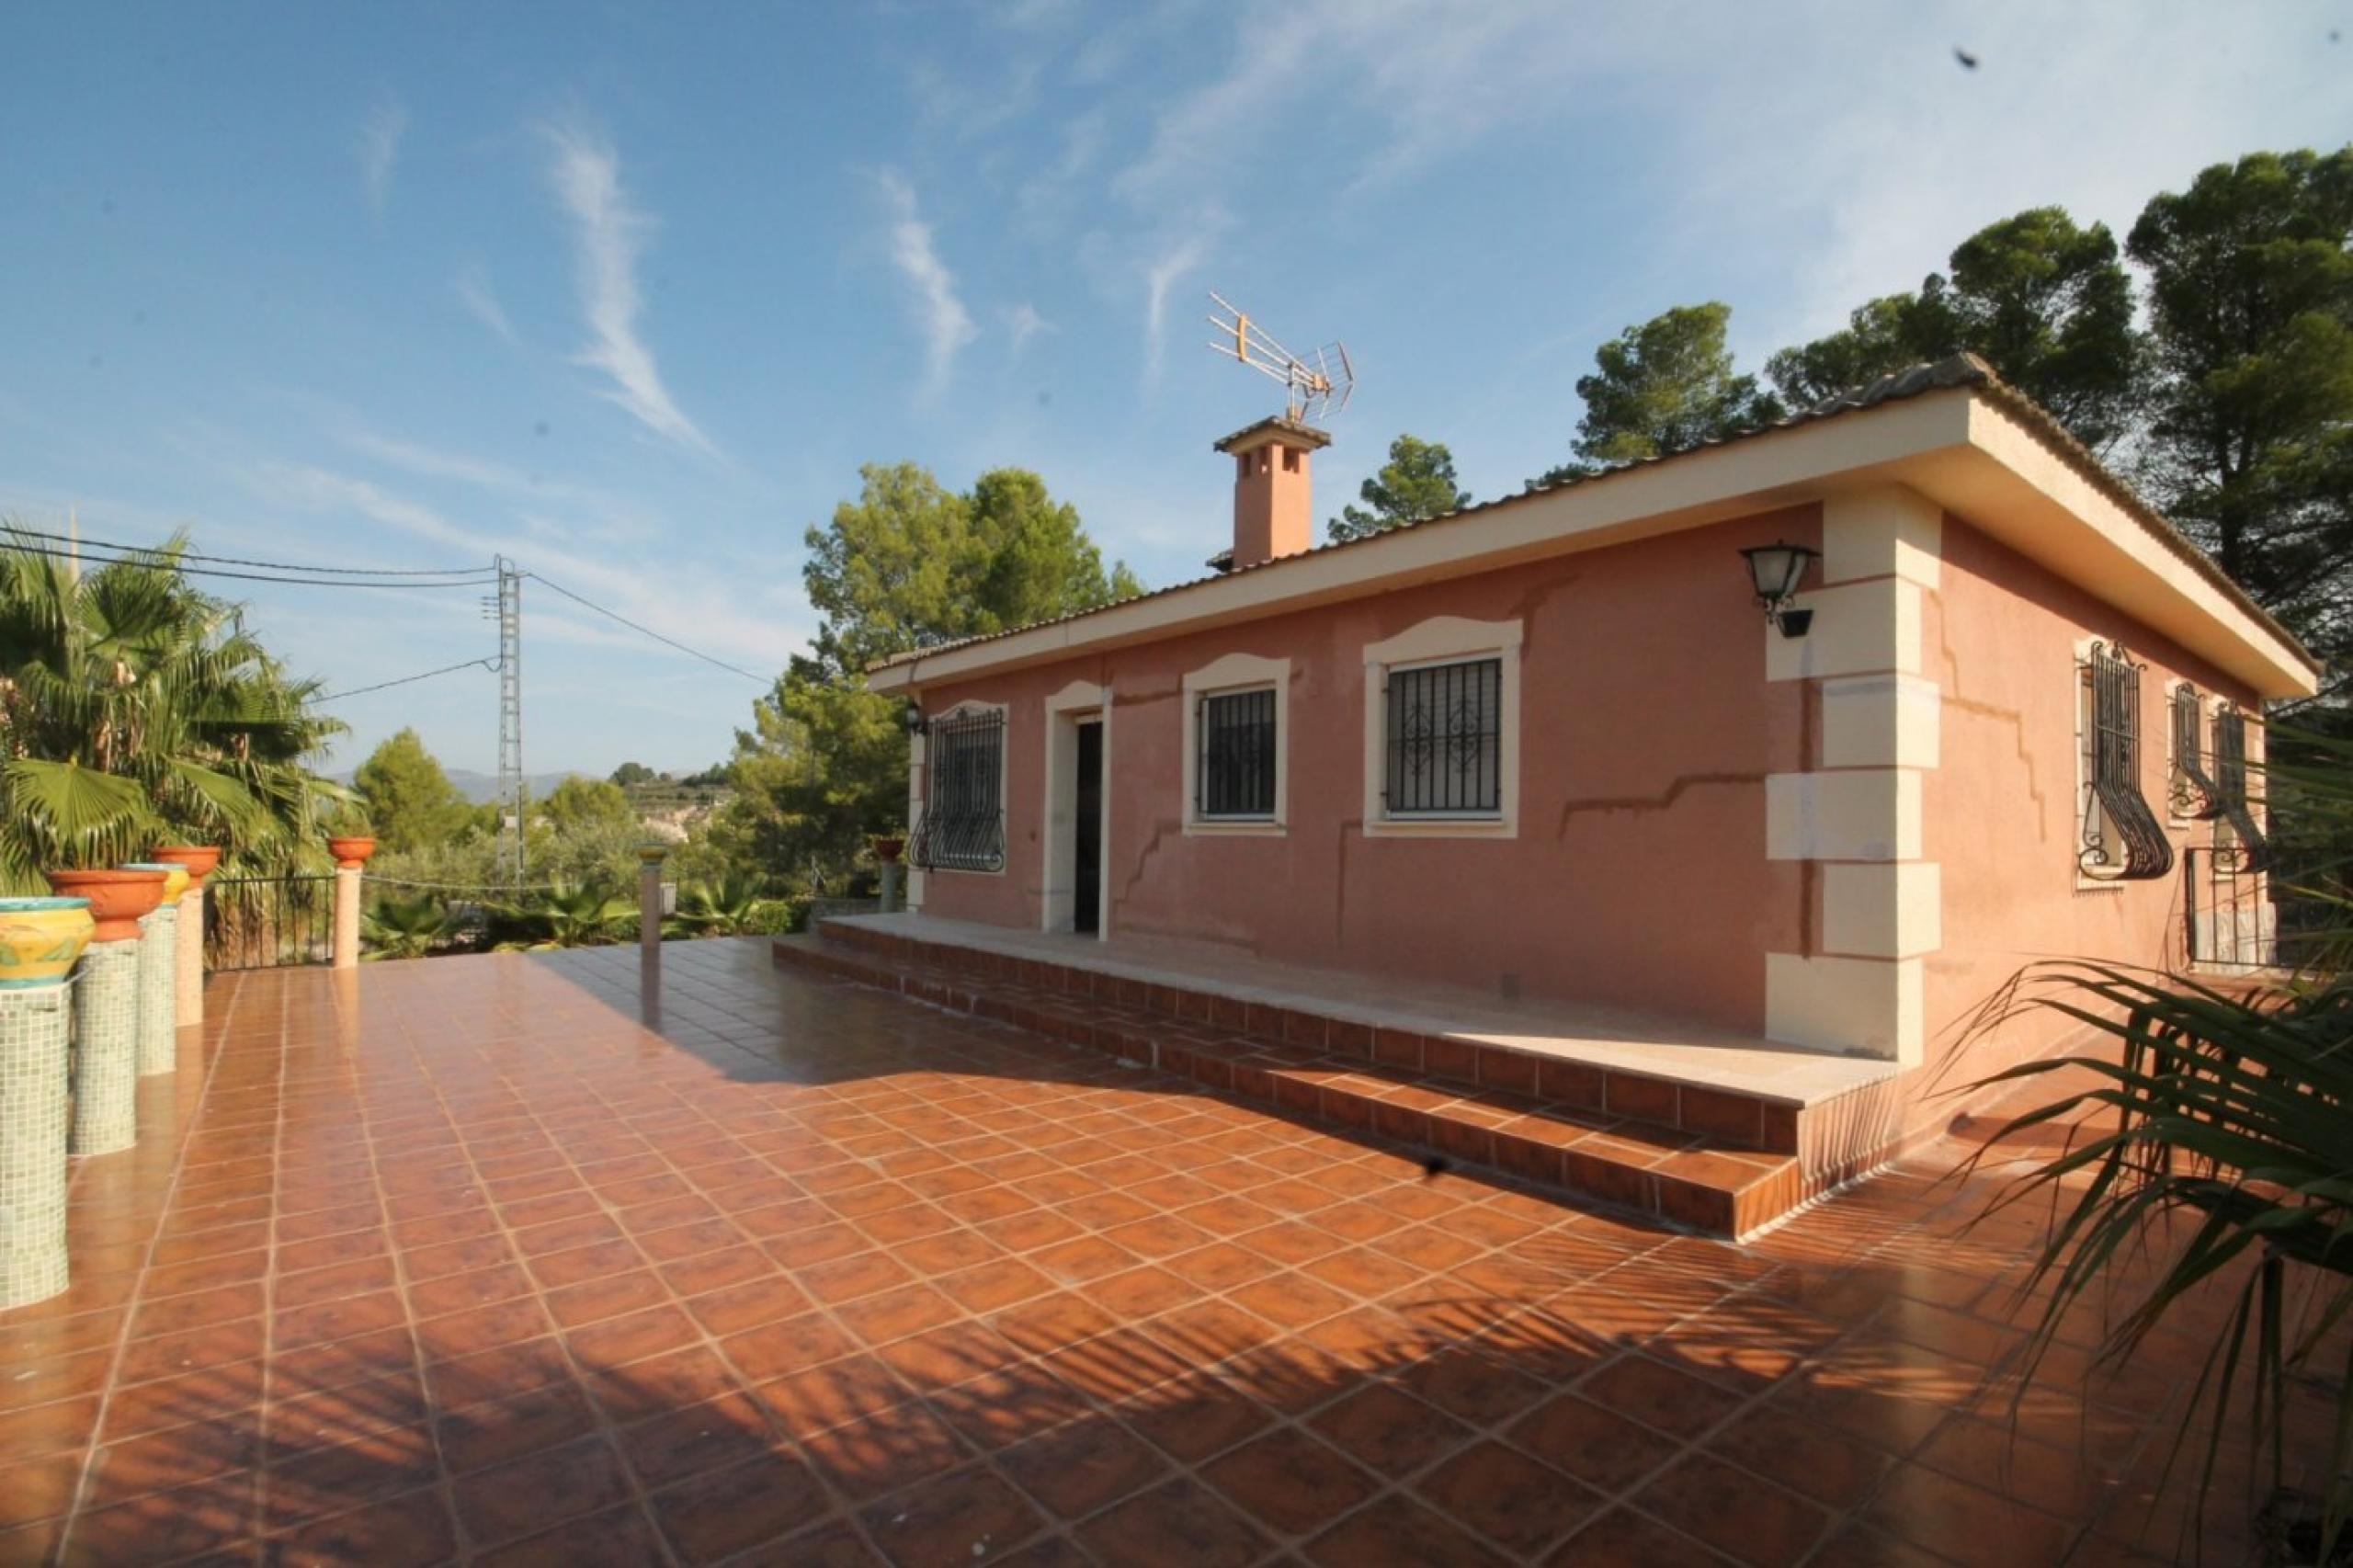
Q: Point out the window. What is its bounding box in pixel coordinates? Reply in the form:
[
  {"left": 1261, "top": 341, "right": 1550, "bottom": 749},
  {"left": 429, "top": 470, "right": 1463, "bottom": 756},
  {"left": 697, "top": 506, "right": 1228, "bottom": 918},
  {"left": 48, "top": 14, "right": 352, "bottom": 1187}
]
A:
[
  {"left": 1360, "top": 615, "right": 1522, "bottom": 836},
  {"left": 915, "top": 707, "right": 1005, "bottom": 872},
  {"left": 2211, "top": 705, "right": 2270, "bottom": 872},
  {"left": 1197, "top": 687, "right": 1276, "bottom": 819},
  {"left": 1385, "top": 656, "right": 1503, "bottom": 816},
  {"left": 2077, "top": 642, "right": 2172, "bottom": 881},
  {"left": 2167, "top": 681, "right": 2223, "bottom": 822},
  {"left": 1181, "top": 653, "right": 1288, "bottom": 834}
]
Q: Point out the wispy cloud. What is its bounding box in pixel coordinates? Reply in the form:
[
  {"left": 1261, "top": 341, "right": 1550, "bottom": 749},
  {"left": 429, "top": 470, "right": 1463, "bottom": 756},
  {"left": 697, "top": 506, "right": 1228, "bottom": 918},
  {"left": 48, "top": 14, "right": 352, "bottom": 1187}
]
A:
[
  {"left": 454, "top": 263, "right": 517, "bottom": 345},
  {"left": 247, "top": 460, "right": 490, "bottom": 557},
  {"left": 877, "top": 170, "right": 978, "bottom": 398},
  {"left": 358, "top": 96, "right": 407, "bottom": 220},
  {"left": 1004, "top": 302, "right": 1053, "bottom": 357},
  {"left": 541, "top": 119, "right": 718, "bottom": 457},
  {"left": 1142, "top": 225, "right": 1222, "bottom": 384}
]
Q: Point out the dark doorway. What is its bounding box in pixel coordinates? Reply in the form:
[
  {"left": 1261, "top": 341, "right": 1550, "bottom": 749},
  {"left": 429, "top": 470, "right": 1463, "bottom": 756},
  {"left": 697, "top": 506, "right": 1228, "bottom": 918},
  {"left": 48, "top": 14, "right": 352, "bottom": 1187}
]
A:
[{"left": 1074, "top": 720, "right": 1103, "bottom": 935}]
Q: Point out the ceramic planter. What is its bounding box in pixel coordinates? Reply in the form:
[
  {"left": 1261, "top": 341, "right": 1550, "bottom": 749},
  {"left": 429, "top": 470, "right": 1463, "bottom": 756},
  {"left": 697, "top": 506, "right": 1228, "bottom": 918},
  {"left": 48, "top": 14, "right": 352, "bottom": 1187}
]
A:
[
  {"left": 0, "top": 898, "right": 96, "bottom": 990},
  {"left": 871, "top": 836, "right": 906, "bottom": 865},
  {"left": 148, "top": 846, "right": 222, "bottom": 884},
  {"left": 44, "top": 869, "right": 165, "bottom": 944},
  {"left": 327, "top": 836, "right": 377, "bottom": 869}
]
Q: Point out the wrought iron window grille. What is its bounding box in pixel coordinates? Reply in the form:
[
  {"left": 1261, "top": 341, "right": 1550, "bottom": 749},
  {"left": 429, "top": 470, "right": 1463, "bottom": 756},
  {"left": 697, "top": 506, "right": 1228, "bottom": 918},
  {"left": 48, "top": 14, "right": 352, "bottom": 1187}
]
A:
[
  {"left": 2078, "top": 642, "right": 2173, "bottom": 881},
  {"left": 1196, "top": 687, "right": 1277, "bottom": 819},
  {"left": 2167, "top": 682, "right": 2225, "bottom": 821},
  {"left": 2211, "top": 706, "right": 2270, "bottom": 874},
  {"left": 913, "top": 708, "right": 1006, "bottom": 872},
  {"left": 1382, "top": 656, "right": 1503, "bottom": 816}
]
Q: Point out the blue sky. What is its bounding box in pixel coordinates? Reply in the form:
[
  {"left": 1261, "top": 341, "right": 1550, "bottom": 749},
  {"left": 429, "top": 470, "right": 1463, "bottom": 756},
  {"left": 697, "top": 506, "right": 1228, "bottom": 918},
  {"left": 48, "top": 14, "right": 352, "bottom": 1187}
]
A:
[{"left": 3, "top": 2, "right": 2347, "bottom": 778}]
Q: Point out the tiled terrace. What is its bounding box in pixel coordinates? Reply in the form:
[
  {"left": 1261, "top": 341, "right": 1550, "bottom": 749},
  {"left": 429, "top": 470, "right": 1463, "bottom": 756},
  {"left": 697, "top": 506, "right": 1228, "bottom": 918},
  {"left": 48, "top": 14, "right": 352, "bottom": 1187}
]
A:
[{"left": 0, "top": 938, "right": 2324, "bottom": 1565}]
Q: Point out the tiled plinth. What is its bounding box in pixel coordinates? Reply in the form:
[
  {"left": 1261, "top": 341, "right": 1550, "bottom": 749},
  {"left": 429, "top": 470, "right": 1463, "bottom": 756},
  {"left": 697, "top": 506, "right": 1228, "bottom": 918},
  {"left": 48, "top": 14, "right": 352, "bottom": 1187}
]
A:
[{"left": 776, "top": 924, "right": 1907, "bottom": 1238}]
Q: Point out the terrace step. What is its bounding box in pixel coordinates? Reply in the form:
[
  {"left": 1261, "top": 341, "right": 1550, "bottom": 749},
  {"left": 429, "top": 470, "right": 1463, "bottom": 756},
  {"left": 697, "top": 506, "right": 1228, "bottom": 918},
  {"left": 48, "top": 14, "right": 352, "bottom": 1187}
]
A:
[{"left": 773, "top": 928, "right": 1865, "bottom": 1239}]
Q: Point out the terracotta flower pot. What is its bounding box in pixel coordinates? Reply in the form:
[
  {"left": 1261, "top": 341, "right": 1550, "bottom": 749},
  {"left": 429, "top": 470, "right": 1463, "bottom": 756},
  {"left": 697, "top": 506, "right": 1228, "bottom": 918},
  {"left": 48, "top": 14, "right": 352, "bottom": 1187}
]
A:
[
  {"left": 327, "top": 836, "right": 377, "bottom": 869},
  {"left": 149, "top": 846, "right": 222, "bottom": 887},
  {"left": 45, "top": 869, "right": 165, "bottom": 943},
  {"left": 120, "top": 861, "right": 190, "bottom": 905},
  {"left": 871, "top": 836, "right": 905, "bottom": 865},
  {"left": 0, "top": 897, "right": 96, "bottom": 989}
]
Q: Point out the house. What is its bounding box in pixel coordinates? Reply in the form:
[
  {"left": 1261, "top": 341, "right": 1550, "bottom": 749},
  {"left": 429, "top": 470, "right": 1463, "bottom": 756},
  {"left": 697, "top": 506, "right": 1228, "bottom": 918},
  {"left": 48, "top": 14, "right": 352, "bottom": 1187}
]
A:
[{"left": 782, "top": 355, "right": 2318, "bottom": 1236}]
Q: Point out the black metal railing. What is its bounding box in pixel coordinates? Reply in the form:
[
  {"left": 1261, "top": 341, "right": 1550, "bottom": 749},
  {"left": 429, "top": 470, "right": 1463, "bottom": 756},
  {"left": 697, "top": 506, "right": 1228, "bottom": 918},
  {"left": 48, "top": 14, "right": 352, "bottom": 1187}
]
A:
[
  {"left": 915, "top": 708, "right": 1006, "bottom": 872},
  {"left": 1385, "top": 656, "right": 1502, "bottom": 816},
  {"left": 2167, "top": 682, "right": 2224, "bottom": 821},
  {"left": 2079, "top": 642, "right": 2172, "bottom": 881},
  {"left": 2184, "top": 844, "right": 2339, "bottom": 973},
  {"left": 1198, "top": 687, "right": 1276, "bottom": 818},
  {"left": 204, "top": 875, "right": 335, "bottom": 971},
  {"left": 2210, "top": 707, "right": 2270, "bottom": 874}
]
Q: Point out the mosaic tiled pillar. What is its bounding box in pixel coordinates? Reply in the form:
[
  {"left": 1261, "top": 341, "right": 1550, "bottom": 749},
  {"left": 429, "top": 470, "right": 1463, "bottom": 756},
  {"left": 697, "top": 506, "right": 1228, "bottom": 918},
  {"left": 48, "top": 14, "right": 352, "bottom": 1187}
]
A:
[
  {"left": 176, "top": 881, "right": 205, "bottom": 1028},
  {"left": 0, "top": 982, "right": 74, "bottom": 1307},
  {"left": 133, "top": 903, "right": 179, "bottom": 1075},
  {"left": 70, "top": 939, "right": 141, "bottom": 1155},
  {"left": 150, "top": 848, "right": 221, "bottom": 1032}
]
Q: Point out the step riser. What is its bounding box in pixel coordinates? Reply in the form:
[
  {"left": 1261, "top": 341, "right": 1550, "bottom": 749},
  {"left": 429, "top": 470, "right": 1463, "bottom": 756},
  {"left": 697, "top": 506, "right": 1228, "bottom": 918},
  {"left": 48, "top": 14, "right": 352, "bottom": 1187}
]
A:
[
  {"left": 776, "top": 938, "right": 1852, "bottom": 1239},
  {"left": 816, "top": 920, "right": 1798, "bottom": 1156}
]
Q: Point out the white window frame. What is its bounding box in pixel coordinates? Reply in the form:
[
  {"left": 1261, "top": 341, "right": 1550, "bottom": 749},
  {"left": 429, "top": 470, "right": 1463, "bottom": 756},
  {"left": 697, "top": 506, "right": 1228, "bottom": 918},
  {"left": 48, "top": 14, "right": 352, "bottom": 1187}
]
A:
[
  {"left": 1182, "top": 653, "right": 1289, "bottom": 836},
  {"left": 920, "top": 698, "right": 1009, "bottom": 878},
  {"left": 1362, "top": 616, "right": 1523, "bottom": 839}
]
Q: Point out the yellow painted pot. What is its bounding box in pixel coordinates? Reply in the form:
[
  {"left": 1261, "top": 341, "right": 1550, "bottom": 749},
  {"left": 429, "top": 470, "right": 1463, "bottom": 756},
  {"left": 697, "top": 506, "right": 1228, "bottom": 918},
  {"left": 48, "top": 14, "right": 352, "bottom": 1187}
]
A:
[
  {"left": 0, "top": 898, "right": 97, "bottom": 989},
  {"left": 120, "top": 862, "right": 191, "bottom": 904}
]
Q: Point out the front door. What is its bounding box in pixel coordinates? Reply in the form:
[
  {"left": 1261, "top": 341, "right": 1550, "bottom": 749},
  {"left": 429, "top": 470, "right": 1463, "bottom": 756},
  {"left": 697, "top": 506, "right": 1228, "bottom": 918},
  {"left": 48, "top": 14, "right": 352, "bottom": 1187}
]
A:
[{"left": 1074, "top": 720, "right": 1102, "bottom": 935}]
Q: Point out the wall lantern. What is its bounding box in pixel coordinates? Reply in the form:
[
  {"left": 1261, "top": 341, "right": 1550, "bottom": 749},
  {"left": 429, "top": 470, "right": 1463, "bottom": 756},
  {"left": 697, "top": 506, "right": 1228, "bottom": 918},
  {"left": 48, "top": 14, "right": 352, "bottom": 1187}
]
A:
[
  {"left": 900, "top": 699, "right": 927, "bottom": 736},
  {"left": 1739, "top": 540, "right": 1818, "bottom": 638}
]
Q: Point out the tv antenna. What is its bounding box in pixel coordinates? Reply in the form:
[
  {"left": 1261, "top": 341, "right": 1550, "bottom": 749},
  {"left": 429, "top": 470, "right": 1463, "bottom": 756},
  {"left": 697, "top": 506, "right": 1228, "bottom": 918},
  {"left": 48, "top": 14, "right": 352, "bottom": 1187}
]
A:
[{"left": 1206, "top": 292, "right": 1354, "bottom": 424}]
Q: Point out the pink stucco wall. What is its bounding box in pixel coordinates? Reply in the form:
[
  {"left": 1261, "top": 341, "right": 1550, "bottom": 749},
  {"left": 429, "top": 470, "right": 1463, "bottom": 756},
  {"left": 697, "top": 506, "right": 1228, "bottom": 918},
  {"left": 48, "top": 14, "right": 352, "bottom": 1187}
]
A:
[
  {"left": 917, "top": 506, "right": 1820, "bottom": 1035},
  {"left": 1917, "top": 514, "right": 2259, "bottom": 1095}
]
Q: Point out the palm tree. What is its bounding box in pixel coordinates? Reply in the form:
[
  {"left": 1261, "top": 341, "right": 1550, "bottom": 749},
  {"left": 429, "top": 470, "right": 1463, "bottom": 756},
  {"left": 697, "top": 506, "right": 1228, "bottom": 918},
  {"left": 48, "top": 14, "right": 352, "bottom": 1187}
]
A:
[
  {"left": 362, "top": 894, "right": 452, "bottom": 960},
  {"left": 1966, "top": 724, "right": 2352, "bottom": 1559},
  {"left": 667, "top": 874, "right": 771, "bottom": 937},
  {"left": 0, "top": 527, "right": 347, "bottom": 892},
  {"left": 488, "top": 881, "right": 634, "bottom": 950}
]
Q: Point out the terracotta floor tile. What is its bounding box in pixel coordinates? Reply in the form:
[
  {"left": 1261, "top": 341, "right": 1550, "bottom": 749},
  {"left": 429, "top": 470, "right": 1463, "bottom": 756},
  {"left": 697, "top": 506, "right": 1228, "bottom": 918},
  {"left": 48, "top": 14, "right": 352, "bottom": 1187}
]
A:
[
  {"left": 720, "top": 1312, "right": 862, "bottom": 1382},
  {"left": 833, "top": 1282, "right": 962, "bottom": 1346},
  {"left": 0, "top": 1395, "right": 101, "bottom": 1463},
  {"left": 1545, "top": 1506, "right": 1731, "bottom": 1565},
  {"left": 544, "top": 1269, "right": 669, "bottom": 1329},
  {"left": 436, "top": 1379, "right": 602, "bottom": 1474},
  {"left": 1702, "top": 1405, "right": 1893, "bottom": 1511},
  {"left": 566, "top": 1302, "right": 700, "bottom": 1369},
  {"left": 648, "top": 1451, "right": 831, "bottom": 1564},
  {"left": 1310, "top": 1381, "right": 1476, "bottom": 1477},
  {"left": 1416, "top": 1438, "right": 1601, "bottom": 1556},
  {"left": 617, "top": 1390, "right": 777, "bottom": 1487},
  {"left": 582, "top": 1344, "right": 745, "bottom": 1425},
  {"left": 1305, "top": 1490, "right": 1513, "bottom": 1567},
  {"left": 472, "top": 1500, "right": 668, "bottom": 1568},
  {"left": 801, "top": 1398, "right": 973, "bottom": 1500},
  {"left": 1201, "top": 1425, "right": 1381, "bottom": 1536},
  {"left": 1074, "top": 1475, "right": 1271, "bottom": 1567},
  {"left": 1508, "top": 1392, "right": 1683, "bottom": 1494},
  {"left": 1580, "top": 1352, "right": 1748, "bottom": 1439},
  {"left": 1633, "top": 1450, "right": 1830, "bottom": 1566},
  {"left": 451, "top": 1432, "right": 635, "bottom": 1547},
  {"left": 269, "top": 1483, "right": 457, "bottom": 1568},
  {"left": 990, "top": 1418, "right": 1165, "bottom": 1520}
]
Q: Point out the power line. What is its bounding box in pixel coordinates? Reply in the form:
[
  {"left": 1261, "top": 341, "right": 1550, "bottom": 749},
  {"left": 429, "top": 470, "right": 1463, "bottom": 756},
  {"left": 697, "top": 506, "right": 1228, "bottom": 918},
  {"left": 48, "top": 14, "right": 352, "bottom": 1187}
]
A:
[
  {"left": 0, "top": 539, "right": 496, "bottom": 591},
  {"left": 524, "top": 571, "right": 767, "bottom": 682},
  {"left": 1, "top": 525, "right": 491, "bottom": 579},
  {"left": 319, "top": 657, "right": 499, "bottom": 702}
]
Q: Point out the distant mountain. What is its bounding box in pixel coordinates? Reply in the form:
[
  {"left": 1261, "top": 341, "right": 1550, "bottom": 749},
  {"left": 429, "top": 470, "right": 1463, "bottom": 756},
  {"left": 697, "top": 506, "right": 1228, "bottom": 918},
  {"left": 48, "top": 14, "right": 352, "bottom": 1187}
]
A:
[
  {"left": 331, "top": 767, "right": 582, "bottom": 804},
  {"left": 443, "top": 769, "right": 583, "bottom": 804}
]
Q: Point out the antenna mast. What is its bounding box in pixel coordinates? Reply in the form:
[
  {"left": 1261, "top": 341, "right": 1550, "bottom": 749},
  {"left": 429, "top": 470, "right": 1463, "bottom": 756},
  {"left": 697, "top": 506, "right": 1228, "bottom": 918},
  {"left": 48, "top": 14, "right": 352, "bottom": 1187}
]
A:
[
  {"left": 1206, "top": 292, "right": 1354, "bottom": 423},
  {"left": 488, "top": 557, "right": 525, "bottom": 883}
]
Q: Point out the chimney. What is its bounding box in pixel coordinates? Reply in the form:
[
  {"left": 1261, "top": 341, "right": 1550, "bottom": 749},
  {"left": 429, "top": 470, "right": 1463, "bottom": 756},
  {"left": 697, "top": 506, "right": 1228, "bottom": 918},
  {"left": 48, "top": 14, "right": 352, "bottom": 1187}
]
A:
[{"left": 1213, "top": 415, "right": 1331, "bottom": 571}]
